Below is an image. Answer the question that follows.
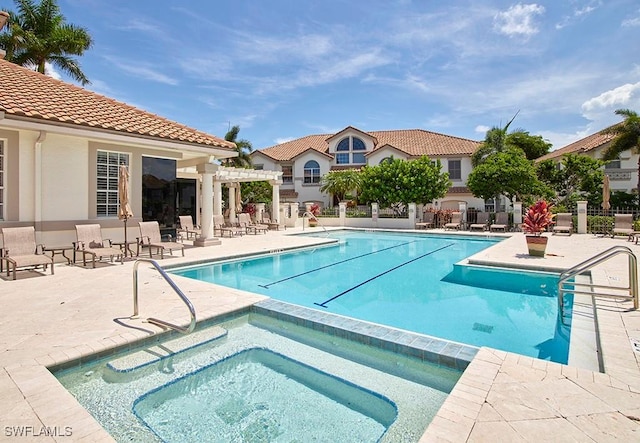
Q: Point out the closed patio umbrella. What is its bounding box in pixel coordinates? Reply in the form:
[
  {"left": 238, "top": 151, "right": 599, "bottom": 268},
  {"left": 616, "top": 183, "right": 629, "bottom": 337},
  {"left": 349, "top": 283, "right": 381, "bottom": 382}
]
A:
[
  {"left": 118, "top": 165, "right": 134, "bottom": 257},
  {"left": 235, "top": 185, "right": 243, "bottom": 212},
  {"left": 602, "top": 174, "right": 611, "bottom": 212}
]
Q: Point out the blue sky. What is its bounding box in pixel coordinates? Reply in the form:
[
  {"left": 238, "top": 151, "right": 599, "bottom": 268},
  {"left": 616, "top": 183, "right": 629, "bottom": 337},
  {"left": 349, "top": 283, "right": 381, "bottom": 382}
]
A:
[{"left": 11, "top": 0, "right": 640, "bottom": 151}]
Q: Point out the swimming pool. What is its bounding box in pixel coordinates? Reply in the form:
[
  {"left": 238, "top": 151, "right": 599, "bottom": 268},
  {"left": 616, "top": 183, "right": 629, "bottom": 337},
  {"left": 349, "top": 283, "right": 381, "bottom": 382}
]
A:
[
  {"left": 172, "top": 230, "right": 573, "bottom": 363},
  {"left": 54, "top": 311, "right": 462, "bottom": 442}
]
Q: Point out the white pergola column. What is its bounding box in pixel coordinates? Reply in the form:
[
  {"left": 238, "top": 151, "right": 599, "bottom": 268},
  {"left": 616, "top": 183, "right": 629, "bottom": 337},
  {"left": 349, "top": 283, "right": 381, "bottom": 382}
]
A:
[
  {"left": 270, "top": 180, "right": 281, "bottom": 223},
  {"left": 228, "top": 183, "right": 237, "bottom": 222},
  {"left": 195, "top": 163, "right": 221, "bottom": 247},
  {"left": 213, "top": 180, "right": 223, "bottom": 216}
]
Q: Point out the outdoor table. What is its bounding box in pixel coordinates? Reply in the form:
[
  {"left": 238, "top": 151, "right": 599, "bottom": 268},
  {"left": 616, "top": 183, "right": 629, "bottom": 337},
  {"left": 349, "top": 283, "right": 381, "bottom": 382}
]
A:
[
  {"left": 112, "top": 240, "right": 138, "bottom": 258},
  {"left": 43, "top": 245, "right": 74, "bottom": 265}
]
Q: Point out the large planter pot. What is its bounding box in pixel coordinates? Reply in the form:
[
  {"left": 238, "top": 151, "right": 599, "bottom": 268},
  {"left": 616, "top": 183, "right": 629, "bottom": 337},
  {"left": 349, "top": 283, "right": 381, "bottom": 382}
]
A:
[{"left": 526, "top": 235, "right": 548, "bottom": 257}]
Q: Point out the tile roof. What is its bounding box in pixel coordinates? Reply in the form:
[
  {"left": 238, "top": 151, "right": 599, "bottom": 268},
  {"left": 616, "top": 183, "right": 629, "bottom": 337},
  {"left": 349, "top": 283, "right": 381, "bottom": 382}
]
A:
[
  {"left": 537, "top": 128, "right": 616, "bottom": 161},
  {"left": 0, "top": 59, "right": 235, "bottom": 150},
  {"left": 256, "top": 128, "right": 480, "bottom": 161}
]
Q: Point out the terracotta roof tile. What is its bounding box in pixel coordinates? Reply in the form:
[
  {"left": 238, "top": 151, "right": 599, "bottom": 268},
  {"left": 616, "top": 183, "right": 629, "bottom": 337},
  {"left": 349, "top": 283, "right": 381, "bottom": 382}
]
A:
[
  {"left": 256, "top": 128, "right": 480, "bottom": 161},
  {"left": 0, "top": 59, "right": 235, "bottom": 150},
  {"left": 537, "top": 128, "right": 616, "bottom": 161}
]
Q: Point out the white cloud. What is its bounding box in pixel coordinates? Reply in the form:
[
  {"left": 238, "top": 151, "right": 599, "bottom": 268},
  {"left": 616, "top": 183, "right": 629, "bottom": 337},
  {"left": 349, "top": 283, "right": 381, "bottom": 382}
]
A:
[
  {"left": 622, "top": 9, "right": 640, "bottom": 27},
  {"left": 104, "top": 56, "right": 179, "bottom": 85},
  {"left": 43, "top": 62, "right": 62, "bottom": 81},
  {"left": 475, "top": 125, "right": 491, "bottom": 133},
  {"left": 493, "top": 3, "right": 545, "bottom": 37},
  {"left": 581, "top": 82, "right": 640, "bottom": 116},
  {"left": 275, "top": 137, "right": 295, "bottom": 144}
]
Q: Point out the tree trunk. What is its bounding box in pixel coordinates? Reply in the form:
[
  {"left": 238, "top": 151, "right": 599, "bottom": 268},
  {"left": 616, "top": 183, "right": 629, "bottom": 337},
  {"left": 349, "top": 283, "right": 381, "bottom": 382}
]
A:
[{"left": 637, "top": 156, "right": 640, "bottom": 207}]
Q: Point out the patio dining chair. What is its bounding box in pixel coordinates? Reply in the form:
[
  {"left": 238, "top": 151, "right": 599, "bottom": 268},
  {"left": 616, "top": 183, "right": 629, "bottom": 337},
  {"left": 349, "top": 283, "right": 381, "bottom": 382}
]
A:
[
  {"left": 238, "top": 213, "right": 268, "bottom": 235},
  {"left": 552, "top": 213, "right": 573, "bottom": 235},
  {"left": 75, "top": 224, "right": 124, "bottom": 268},
  {"left": 213, "top": 215, "right": 244, "bottom": 237},
  {"left": 178, "top": 215, "right": 201, "bottom": 240},
  {"left": 137, "top": 221, "right": 185, "bottom": 259},
  {"left": 469, "top": 212, "right": 490, "bottom": 231},
  {"left": 1, "top": 226, "right": 54, "bottom": 280}
]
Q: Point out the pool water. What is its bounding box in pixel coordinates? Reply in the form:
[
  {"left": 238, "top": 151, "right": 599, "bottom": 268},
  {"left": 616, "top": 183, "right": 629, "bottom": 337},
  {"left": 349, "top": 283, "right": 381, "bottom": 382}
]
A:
[
  {"left": 55, "top": 313, "right": 460, "bottom": 443},
  {"left": 172, "top": 231, "right": 573, "bottom": 363},
  {"left": 133, "top": 348, "right": 395, "bottom": 442}
]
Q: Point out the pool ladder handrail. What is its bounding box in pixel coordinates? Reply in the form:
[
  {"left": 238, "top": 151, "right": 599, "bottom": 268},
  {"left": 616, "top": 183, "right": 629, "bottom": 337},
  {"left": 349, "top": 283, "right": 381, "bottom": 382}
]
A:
[
  {"left": 558, "top": 245, "right": 638, "bottom": 325},
  {"left": 132, "top": 258, "right": 196, "bottom": 334},
  {"left": 301, "top": 211, "right": 329, "bottom": 235}
]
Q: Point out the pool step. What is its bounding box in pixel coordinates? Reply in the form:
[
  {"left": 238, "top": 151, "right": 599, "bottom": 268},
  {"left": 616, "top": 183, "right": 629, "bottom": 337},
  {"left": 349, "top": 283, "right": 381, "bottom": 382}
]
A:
[{"left": 107, "top": 326, "right": 227, "bottom": 374}]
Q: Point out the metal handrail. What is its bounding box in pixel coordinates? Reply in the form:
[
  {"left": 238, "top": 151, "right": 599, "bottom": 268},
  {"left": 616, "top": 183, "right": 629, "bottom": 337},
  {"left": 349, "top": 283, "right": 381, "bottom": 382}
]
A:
[
  {"left": 132, "top": 258, "right": 196, "bottom": 334},
  {"left": 558, "top": 245, "right": 638, "bottom": 325},
  {"left": 302, "top": 211, "right": 328, "bottom": 234}
]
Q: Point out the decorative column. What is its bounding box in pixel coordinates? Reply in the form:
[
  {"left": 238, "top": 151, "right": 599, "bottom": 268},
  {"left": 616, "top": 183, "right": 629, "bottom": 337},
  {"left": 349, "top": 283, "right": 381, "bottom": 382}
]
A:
[
  {"left": 372, "top": 203, "right": 379, "bottom": 221},
  {"left": 408, "top": 203, "right": 416, "bottom": 229},
  {"left": 288, "top": 202, "right": 299, "bottom": 228},
  {"left": 271, "top": 180, "right": 281, "bottom": 223},
  {"left": 195, "top": 163, "right": 221, "bottom": 247},
  {"left": 577, "top": 201, "right": 587, "bottom": 234},
  {"left": 458, "top": 201, "right": 467, "bottom": 229},
  {"left": 255, "top": 203, "right": 266, "bottom": 222},
  {"left": 513, "top": 202, "right": 523, "bottom": 231},
  {"left": 213, "top": 180, "right": 223, "bottom": 216},
  {"left": 339, "top": 202, "right": 347, "bottom": 227}
]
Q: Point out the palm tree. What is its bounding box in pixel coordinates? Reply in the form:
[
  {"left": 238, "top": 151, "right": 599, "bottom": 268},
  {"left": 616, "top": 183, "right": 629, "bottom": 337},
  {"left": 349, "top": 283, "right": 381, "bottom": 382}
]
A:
[
  {"left": 602, "top": 109, "right": 640, "bottom": 205},
  {"left": 471, "top": 111, "right": 520, "bottom": 167},
  {"left": 0, "top": 0, "right": 93, "bottom": 85},
  {"left": 319, "top": 169, "right": 362, "bottom": 203},
  {"left": 223, "top": 125, "right": 253, "bottom": 168}
]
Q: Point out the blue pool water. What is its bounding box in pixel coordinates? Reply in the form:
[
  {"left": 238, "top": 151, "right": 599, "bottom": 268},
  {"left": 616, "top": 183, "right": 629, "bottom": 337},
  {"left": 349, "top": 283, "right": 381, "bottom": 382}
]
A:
[{"left": 172, "top": 231, "right": 572, "bottom": 363}]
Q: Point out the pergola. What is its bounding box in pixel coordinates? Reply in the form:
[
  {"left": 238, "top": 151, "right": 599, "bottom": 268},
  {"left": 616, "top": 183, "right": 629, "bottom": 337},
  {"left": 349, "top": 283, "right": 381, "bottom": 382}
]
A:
[{"left": 177, "top": 159, "right": 283, "bottom": 246}]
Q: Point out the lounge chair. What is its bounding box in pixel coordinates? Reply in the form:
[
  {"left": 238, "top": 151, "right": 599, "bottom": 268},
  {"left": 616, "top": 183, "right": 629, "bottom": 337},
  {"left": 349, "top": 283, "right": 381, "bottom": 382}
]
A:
[
  {"left": 75, "top": 224, "right": 124, "bottom": 267},
  {"left": 612, "top": 214, "right": 634, "bottom": 238},
  {"left": 213, "top": 215, "right": 244, "bottom": 237},
  {"left": 490, "top": 212, "right": 509, "bottom": 232},
  {"left": 178, "top": 215, "right": 201, "bottom": 240},
  {"left": 416, "top": 211, "right": 435, "bottom": 229},
  {"left": 1, "top": 226, "right": 54, "bottom": 280},
  {"left": 552, "top": 213, "right": 573, "bottom": 235},
  {"left": 137, "top": 221, "right": 185, "bottom": 259},
  {"left": 469, "top": 212, "right": 490, "bottom": 231},
  {"left": 444, "top": 212, "right": 463, "bottom": 230},
  {"left": 262, "top": 215, "right": 283, "bottom": 230},
  {"left": 238, "top": 213, "right": 268, "bottom": 235}
]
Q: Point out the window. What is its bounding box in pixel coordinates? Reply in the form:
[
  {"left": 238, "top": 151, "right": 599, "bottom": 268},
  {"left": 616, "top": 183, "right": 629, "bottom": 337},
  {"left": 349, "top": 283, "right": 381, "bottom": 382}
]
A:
[
  {"left": 0, "top": 140, "right": 4, "bottom": 220},
  {"left": 448, "top": 159, "right": 461, "bottom": 180},
  {"left": 97, "top": 150, "right": 129, "bottom": 217},
  {"left": 254, "top": 164, "right": 264, "bottom": 170},
  {"left": 281, "top": 165, "right": 293, "bottom": 183},
  {"left": 304, "top": 160, "right": 320, "bottom": 184},
  {"left": 380, "top": 157, "right": 393, "bottom": 164},
  {"left": 334, "top": 136, "right": 367, "bottom": 164},
  {"left": 605, "top": 160, "right": 621, "bottom": 169}
]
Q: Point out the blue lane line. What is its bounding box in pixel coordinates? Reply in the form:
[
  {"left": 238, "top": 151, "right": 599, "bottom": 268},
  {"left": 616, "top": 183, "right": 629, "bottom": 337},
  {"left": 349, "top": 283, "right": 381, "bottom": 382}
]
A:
[
  {"left": 314, "top": 243, "right": 455, "bottom": 308},
  {"left": 257, "top": 240, "right": 418, "bottom": 289}
]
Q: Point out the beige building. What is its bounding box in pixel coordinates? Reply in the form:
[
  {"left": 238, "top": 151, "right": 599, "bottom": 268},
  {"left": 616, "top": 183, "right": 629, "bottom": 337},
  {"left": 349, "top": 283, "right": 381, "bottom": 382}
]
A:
[
  {"left": 251, "top": 125, "right": 500, "bottom": 211},
  {"left": 538, "top": 127, "right": 637, "bottom": 195},
  {"left": 0, "top": 58, "right": 282, "bottom": 247}
]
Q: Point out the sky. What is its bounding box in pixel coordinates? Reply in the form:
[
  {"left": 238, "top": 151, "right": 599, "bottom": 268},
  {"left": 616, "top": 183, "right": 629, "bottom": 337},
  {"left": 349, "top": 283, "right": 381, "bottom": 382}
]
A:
[{"left": 6, "top": 0, "right": 640, "bottom": 151}]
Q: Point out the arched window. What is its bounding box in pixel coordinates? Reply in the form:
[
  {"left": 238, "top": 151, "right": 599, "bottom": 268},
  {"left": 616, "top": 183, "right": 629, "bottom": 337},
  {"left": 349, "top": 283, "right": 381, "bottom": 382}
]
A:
[
  {"left": 379, "top": 157, "right": 393, "bottom": 165},
  {"left": 304, "top": 160, "right": 320, "bottom": 184},
  {"left": 335, "top": 136, "right": 367, "bottom": 165}
]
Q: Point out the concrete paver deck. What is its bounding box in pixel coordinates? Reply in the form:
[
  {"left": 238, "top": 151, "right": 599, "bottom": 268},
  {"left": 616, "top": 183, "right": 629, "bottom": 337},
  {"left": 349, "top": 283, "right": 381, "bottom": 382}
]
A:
[{"left": 1, "top": 228, "right": 639, "bottom": 442}]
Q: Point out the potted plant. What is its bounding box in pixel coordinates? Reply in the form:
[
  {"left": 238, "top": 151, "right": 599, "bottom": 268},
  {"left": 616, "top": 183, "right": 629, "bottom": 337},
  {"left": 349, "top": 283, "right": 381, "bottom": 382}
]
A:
[
  {"left": 522, "top": 200, "right": 555, "bottom": 257},
  {"left": 308, "top": 203, "right": 321, "bottom": 227}
]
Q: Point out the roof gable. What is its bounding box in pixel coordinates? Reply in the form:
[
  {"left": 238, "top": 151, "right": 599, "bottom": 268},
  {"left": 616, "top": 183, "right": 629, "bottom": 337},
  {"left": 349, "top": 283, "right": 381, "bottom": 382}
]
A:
[
  {"left": 0, "top": 59, "right": 235, "bottom": 150},
  {"left": 537, "top": 127, "right": 616, "bottom": 162}
]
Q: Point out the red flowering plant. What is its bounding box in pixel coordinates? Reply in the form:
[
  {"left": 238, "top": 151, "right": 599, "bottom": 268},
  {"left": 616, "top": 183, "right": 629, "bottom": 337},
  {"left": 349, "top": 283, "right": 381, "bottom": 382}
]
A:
[
  {"left": 309, "top": 203, "right": 321, "bottom": 216},
  {"left": 523, "top": 200, "right": 555, "bottom": 236}
]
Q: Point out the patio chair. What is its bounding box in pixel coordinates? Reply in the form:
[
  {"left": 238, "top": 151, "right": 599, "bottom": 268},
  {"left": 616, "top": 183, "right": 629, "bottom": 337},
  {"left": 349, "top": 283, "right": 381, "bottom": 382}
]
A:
[
  {"left": 178, "top": 215, "right": 201, "bottom": 240},
  {"left": 415, "top": 211, "right": 435, "bottom": 229},
  {"left": 262, "top": 215, "right": 284, "bottom": 230},
  {"left": 75, "top": 224, "right": 124, "bottom": 268},
  {"left": 612, "top": 214, "right": 634, "bottom": 238},
  {"left": 552, "top": 213, "right": 573, "bottom": 235},
  {"left": 444, "top": 212, "right": 463, "bottom": 230},
  {"left": 469, "top": 212, "right": 490, "bottom": 231},
  {"left": 490, "top": 212, "right": 509, "bottom": 232},
  {"left": 213, "top": 215, "right": 244, "bottom": 237},
  {"left": 137, "top": 221, "right": 185, "bottom": 259},
  {"left": 1, "top": 226, "right": 54, "bottom": 280},
  {"left": 238, "top": 213, "right": 268, "bottom": 235}
]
